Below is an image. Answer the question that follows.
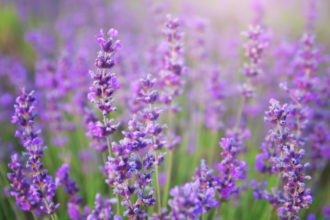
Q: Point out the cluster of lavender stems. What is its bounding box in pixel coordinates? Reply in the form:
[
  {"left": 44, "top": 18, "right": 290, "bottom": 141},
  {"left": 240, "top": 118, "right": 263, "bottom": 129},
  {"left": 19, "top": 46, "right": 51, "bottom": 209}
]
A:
[
  {"left": 104, "top": 74, "right": 168, "bottom": 219},
  {"left": 2, "top": 1, "right": 330, "bottom": 219}
]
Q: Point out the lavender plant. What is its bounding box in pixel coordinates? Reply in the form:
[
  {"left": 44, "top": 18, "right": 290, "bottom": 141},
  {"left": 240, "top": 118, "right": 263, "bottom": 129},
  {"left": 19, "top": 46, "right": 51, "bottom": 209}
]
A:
[{"left": 1, "top": 1, "right": 330, "bottom": 220}]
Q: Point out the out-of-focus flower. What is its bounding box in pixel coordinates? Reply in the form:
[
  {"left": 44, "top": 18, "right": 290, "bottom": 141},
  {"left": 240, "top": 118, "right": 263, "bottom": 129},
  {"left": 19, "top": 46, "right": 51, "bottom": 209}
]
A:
[
  {"left": 87, "top": 193, "right": 119, "bottom": 220},
  {"left": 169, "top": 180, "right": 218, "bottom": 219},
  {"left": 158, "top": 14, "right": 187, "bottom": 113},
  {"left": 216, "top": 138, "right": 247, "bottom": 199},
  {"left": 240, "top": 25, "right": 268, "bottom": 99}
]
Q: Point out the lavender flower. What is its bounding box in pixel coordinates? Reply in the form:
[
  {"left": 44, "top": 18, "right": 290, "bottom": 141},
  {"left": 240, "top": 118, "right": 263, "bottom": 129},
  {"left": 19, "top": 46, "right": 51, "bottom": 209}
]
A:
[
  {"left": 7, "top": 153, "right": 34, "bottom": 211},
  {"left": 104, "top": 74, "right": 166, "bottom": 218},
  {"left": 168, "top": 160, "right": 218, "bottom": 219},
  {"left": 158, "top": 14, "right": 186, "bottom": 209},
  {"left": 35, "top": 59, "right": 75, "bottom": 148},
  {"left": 158, "top": 14, "right": 187, "bottom": 111},
  {"left": 255, "top": 99, "right": 290, "bottom": 174},
  {"left": 0, "top": 55, "right": 28, "bottom": 124},
  {"left": 87, "top": 28, "right": 121, "bottom": 154},
  {"left": 216, "top": 138, "right": 247, "bottom": 199},
  {"left": 240, "top": 25, "right": 268, "bottom": 99},
  {"left": 56, "top": 164, "right": 79, "bottom": 196},
  {"left": 169, "top": 181, "right": 217, "bottom": 219},
  {"left": 87, "top": 193, "right": 120, "bottom": 220},
  {"left": 56, "top": 164, "right": 88, "bottom": 219},
  {"left": 323, "top": 206, "right": 330, "bottom": 220},
  {"left": 282, "top": 33, "right": 328, "bottom": 173},
  {"left": 205, "top": 67, "right": 226, "bottom": 132},
  {"left": 56, "top": 164, "right": 92, "bottom": 219},
  {"left": 192, "top": 159, "right": 219, "bottom": 212},
  {"left": 9, "top": 89, "right": 59, "bottom": 216},
  {"left": 254, "top": 99, "right": 312, "bottom": 219}
]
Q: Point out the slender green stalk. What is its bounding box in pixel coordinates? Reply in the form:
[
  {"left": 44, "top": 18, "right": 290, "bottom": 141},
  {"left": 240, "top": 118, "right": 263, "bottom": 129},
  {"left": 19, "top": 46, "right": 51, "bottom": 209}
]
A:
[
  {"left": 269, "top": 121, "right": 284, "bottom": 220},
  {"left": 101, "top": 69, "right": 113, "bottom": 158},
  {"left": 162, "top": 111, "right": 174, "bottom": 207},
  {"left": 32, "top": 213, "right": 38, "bottom": 220},
  {"left": 116, "top": 194, "right": 120, "bottom": 216},
  {"left": 162, "top": 150, "right": 173, "bottom": 207},
  {"left": 154, "top": 151, "right": 162, "bottom": 214},
  {"left": 103, "top": 116, "right": 112, "bottom": 157},
  {"left": 270, "top": 207, "right": 278, "bottom": 220},
  {"left": 214, "top": 206, "right": 219, "bottom": 219},
  {"left": 235, "top": 96, "right": 245, "bottom": 129},
  {"left": 207, "top": 131, "right": 219, "bottom": 165},
  {"left": 103, "top": 125, "right": 118, "bottom": 215},
  {"left": 0, "top": 165, "right": 23, "bottom": 220},
  {"left": 42, "top": 198, "right": 56, "bottom": 220}
]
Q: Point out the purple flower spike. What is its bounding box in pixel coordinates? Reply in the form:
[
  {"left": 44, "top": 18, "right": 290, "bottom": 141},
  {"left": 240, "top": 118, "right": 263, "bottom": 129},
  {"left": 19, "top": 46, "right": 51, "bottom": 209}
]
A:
[
  {"left": 103, "top": 74, "right": 168, "bottom": 218},
  {"left": 158, "top": 14, "right": 187, "bottom": 114},
  {"left": 87, "top": 193, "right": 117, "bottom": 220},
  {"left": 87, "top": 29, "right": 121, "bottom": 153},
  {"left": 167, "top": 160, "right": 218, "bottom": 219},
  {"left": 8, "top": 89, "right": 59, "bottom": 216},
  {"left": 255, "top": 99, "right": 312, "bottom": 219},
  {"left": 240, "top": 25, "right": 268, "bottom": 99},
  {"left": 7, "top": 153, "right": 34, "bottom": 211},
  {"left": 56, "top": 164, "right": 79, "bottom": 196},
  {"left": 169, "top": 180, "right": 218, "bottom": 219},
  {"left": 216, "top": 138, "right": 247, "bottom": 199}
]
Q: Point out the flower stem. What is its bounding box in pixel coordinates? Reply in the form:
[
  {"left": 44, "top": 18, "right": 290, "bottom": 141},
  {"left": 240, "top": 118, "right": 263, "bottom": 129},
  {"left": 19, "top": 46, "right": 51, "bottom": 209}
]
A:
[
  {"left": 154, "top": 151, "right": 162, "bottom": 215},
  {"left": 162, "top": 150, "right": 173, "bottom": 207},
  {"left": 270, "top": 206, "right": 278, "bottom": 220},
  {"left": 32, "top": 213, "right": 38, "bottom": 220},
  {"left": 116, "top": 194, "right": 120, "bottom": 215},
  {"left": 103, "top": 116, "right": 112, "bottom": 157},
  {"left": 207, "top": 131, "right": 219, "bottom": 165},
  {"left": 163, "top": 111, "right": 174, "bottom": 207},
  {"left": 235, "top": 96, "right": 245, "bottom": 129},
  {"left": 103, "top": 125, "right": 118, "bottom": 216}
]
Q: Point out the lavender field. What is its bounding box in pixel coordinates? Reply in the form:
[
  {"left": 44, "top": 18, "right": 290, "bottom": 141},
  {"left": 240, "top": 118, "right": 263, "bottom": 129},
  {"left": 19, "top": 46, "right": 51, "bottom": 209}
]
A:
[{"left": 0, "top": 0, "right": 329, "bottom": 219}]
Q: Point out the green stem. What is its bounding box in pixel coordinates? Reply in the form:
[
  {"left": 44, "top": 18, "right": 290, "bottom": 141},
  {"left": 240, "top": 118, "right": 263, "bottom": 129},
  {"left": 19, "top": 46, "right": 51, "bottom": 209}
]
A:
[
  {"left": 162, "top": 150, "right": 173, "bottom": 207},
  {"left": 103, "top": 116, "right": 112, "bottom": 157},
  {"left": 207, "top": 132, "right": 219, "bottom": 165},
  {"left": 270, "top": 206, "right": 278, "bottom": 220},
  {"left": 0, "top": 165, "right": 23, "bottom": 220},
  {"left": 32, "top": 213, "right": 38, "bottom": 220},
  {"left": 116, "top": 194, "right": 120, "bottom": 215},
  {"left": 154, "top": 152, "right": 162, "bottom": 215},
  {"left": 235, "top": 96, "right": 245, "bottom": 129},
  {"left": 162, "top": 110, "right": 174, "bottom": 208}
]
